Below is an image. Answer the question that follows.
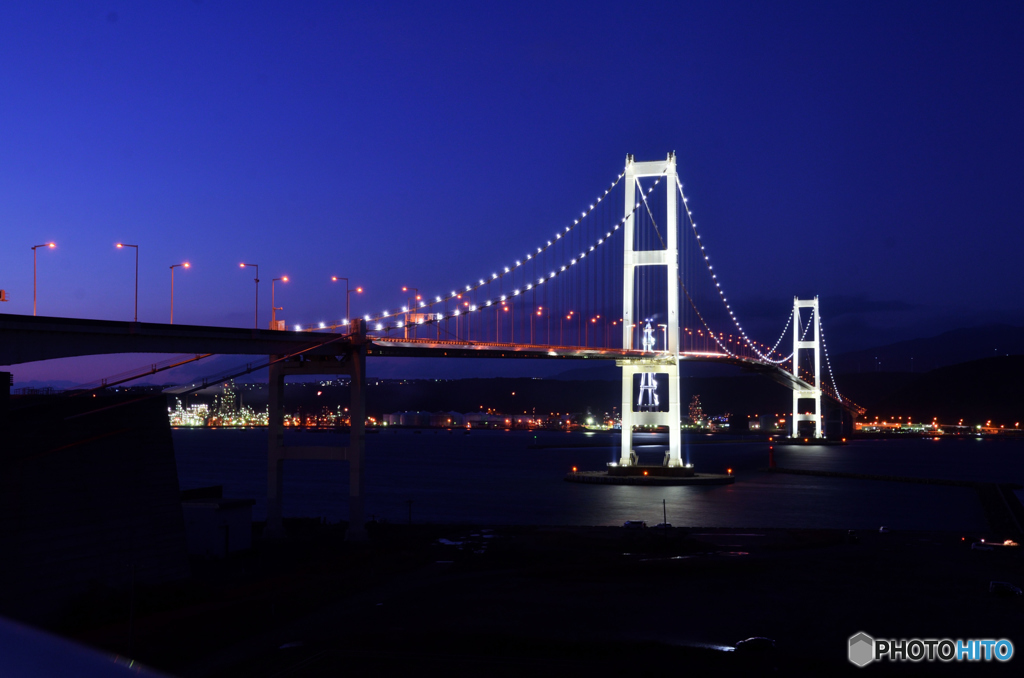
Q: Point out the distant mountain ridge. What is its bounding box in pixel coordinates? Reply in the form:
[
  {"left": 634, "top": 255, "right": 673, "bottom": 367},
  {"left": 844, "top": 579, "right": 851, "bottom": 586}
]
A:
[
  {"left": 830, "top": 324, "right": 1024, "bottom": 374},
  {"left": 871, "top": 355, "right": 1024, "bottom": 424},
  {"left": 549, "top": 324, "right": 1024, "bottom": 381}
]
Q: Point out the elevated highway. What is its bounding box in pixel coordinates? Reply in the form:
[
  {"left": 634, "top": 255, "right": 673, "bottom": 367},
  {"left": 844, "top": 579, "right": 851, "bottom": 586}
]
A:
[{"left": 0, "top": 313, "right": 842, "bottom": 409}]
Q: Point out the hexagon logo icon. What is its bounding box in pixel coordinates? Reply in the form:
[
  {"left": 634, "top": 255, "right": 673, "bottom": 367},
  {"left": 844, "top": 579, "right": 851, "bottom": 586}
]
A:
[{"left": 849, "top": 632, "right": 874, "bottom": 667}]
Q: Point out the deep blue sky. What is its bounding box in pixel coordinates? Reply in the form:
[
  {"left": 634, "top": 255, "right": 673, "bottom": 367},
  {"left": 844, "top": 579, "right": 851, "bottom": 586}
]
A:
[{"left": 3, "top": 1, "right": 1023, "bottom": 383}]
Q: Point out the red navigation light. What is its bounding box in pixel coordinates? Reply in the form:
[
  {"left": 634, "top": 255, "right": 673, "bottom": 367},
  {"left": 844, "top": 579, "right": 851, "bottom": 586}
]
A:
[
  {"left": 572, "top": 466, "right": 577, "bottom": 473},
  {"left": 643, "top": 471, "right": 648, "bottom": 476}
]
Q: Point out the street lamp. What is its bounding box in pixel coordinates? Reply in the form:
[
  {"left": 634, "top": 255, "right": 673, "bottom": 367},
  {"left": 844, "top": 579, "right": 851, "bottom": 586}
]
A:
[
  {"left": 31, "top": 242, "right": 55, "bottom": 316},
  {"left": 536, "top": 307, "right": 552, "bottom": 345},
  {"left": 170, "top": 262, "right": 190, "bottom": 324},
  {"left": 331, "top": 276, "right": 363, "bottom": 326},
  {"left": 271, "top": 276, "right": 288, "bottom": 329},
  {"left": 240, "top": 263, "right": 259, "bottom": 329},
  {"left": 458, "top": 300, "right": 470, "bottom": 340},
  {"left": 116, "top": 243, "right": 139, "bottom": 322},
  {"left": 401, "top": 286, "right": 420, "bottom": 339}
]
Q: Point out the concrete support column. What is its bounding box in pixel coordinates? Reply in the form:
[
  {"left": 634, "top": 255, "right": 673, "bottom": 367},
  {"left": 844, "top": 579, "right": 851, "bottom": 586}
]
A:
[
  {"left": 622, "top": 154, "right": 635, "bottom": 350},
  {"left": 0, "top": 371, "right": 10, "bottom": 433},
  {"left": 666, "top": 369, "right": 682, "bottom": 466},
  {"left": 791, "top": 296, "right": 823, "bottom": 439},
  {"left": 266, "top": 358, "right": 286, "bottom": 537},
  {"left": 619, "top": 153, "right": 682, "bottom": 467},
  {"left": 619, "top": 364, "right": 634, "bottom": 465},
  {"left": 347, "top": 319, "right": 367, "bottom": 541}
]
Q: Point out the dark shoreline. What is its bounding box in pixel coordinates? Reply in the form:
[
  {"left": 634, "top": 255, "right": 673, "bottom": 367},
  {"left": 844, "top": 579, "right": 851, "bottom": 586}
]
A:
[{"left": 62, "top": 521, "right": 1024, "bottom": 677}]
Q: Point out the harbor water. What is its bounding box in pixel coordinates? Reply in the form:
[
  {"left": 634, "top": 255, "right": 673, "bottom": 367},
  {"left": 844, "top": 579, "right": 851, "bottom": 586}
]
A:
[{"left": 172, "top": 428, "right": 1024, "bottom": 531}]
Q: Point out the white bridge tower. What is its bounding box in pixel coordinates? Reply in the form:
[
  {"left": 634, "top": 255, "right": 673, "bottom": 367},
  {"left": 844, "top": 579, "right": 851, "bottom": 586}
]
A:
[
  {"left": 791, "top": 296, "right": 823, "bottom": 438},
  {"left": 618, "top": 153, "right": 683, "bottom": 467}
]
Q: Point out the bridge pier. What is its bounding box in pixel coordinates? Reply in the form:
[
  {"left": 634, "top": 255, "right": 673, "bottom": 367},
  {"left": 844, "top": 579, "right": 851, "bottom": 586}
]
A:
[
  {"left": 619, "top": 359, "right": 682, "bottom": 466},
  {"left": 791, "top": 297, "right": 824, "bottom": 439},
  {"left": 265, "top": 320, "right": 367, "bottom": 540},
  {"left": 618, "top": 153, "right": 683, "bottom": 467}
]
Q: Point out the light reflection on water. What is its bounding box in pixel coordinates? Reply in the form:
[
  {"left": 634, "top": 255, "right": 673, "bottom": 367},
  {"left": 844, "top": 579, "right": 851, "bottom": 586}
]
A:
[{"left": 172, "top": 428, "right": 1024, "bottom": 531}]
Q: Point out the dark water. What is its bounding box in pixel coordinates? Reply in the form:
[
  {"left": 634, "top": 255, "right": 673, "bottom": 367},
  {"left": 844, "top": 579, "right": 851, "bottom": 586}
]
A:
[{"left": 172, "top": 428, "right": 1024, "bottom": 531}]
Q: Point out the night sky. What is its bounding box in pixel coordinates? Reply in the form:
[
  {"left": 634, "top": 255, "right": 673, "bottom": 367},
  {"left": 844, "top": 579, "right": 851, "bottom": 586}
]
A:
[{"left": 3, "top": 2, "right": 1023, "bottom": 384}]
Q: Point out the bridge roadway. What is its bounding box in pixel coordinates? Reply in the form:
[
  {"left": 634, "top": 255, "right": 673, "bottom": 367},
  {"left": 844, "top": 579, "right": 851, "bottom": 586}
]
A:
[
  {"left": 0, "top": 313, "right": 820, "bottom": 399},
  {"left": 368, "top": 336, "right": 817, "bottom": 395}
]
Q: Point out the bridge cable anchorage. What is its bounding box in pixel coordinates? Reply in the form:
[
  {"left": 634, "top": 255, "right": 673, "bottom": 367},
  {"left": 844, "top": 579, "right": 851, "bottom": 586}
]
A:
[{"left": 311, "top": 171, "right": 667, "bottom": 338}]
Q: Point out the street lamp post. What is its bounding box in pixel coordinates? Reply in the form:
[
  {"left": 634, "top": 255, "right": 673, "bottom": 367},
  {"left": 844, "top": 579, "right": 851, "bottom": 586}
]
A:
[
  {"left": 401, "top": 286, "right": 419, "bottom": 340},
  {"left": 331, "top": 276, "right": 363, "bottom": 327},
  {"left": 31, "top": 242, "right": 55, "bottom": 316},
  {"left": 271, "top": 276, "right": 288, "bottom": 329},
  {"left": 116, "top": 243, "right": 139, "bottom": 322},
  {"left": 240, "top": 263, "right": 259, "bottom": 329},
  {"left": 658, "top": 323, "right": 667, "bottom": 352},
  {"left": 170, "top": 262, "right": 190, "bottom": 324}
]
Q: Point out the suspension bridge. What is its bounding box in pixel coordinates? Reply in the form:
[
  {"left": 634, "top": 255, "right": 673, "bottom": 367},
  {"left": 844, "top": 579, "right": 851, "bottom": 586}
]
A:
[{"left": 1, "top": 152, "right": 862, "bottom": 537}]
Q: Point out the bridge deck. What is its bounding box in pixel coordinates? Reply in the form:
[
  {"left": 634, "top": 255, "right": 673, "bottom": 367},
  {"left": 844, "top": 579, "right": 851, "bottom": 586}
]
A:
[{"left": 0, "top": 313, "right": 856, "bottom": 411}]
